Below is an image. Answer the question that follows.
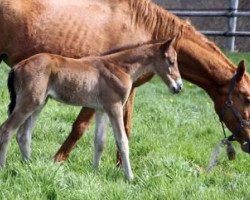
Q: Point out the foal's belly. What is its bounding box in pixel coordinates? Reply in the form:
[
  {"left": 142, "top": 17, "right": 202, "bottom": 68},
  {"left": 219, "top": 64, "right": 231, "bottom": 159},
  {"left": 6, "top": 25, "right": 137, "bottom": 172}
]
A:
[
  {"left": 48, "top": 87, "right": 103, "bottom": 109},
  {"left": 48, "top": 71, "right": 103, "bottom": 109}
]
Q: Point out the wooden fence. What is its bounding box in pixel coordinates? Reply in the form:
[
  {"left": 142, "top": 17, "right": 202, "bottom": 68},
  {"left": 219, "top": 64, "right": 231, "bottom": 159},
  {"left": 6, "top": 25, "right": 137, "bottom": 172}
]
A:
[{"left": 168, "top": 0, "right": 250, "bottom": 52}]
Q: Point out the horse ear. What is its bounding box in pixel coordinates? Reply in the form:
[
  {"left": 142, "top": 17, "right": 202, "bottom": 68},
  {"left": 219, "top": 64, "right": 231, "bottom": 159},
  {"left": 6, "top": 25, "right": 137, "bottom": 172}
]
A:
[
  {"left": 161, "top": 36, "right": 176, "bottom": 53},
  {"left": 236, "top": 60, "right": 246, "bottom": 82}
]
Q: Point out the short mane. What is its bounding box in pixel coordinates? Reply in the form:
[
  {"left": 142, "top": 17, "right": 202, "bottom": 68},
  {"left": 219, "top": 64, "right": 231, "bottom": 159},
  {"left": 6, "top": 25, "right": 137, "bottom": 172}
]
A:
[{"left": 101, "top": 39, "right": 165, "bottom": 56}]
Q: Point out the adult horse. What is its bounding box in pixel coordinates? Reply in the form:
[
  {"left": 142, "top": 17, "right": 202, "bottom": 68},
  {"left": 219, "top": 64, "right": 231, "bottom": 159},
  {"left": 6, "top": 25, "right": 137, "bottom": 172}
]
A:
[{"left": 0, "top": 0, "right": 250, "bottom": 164}]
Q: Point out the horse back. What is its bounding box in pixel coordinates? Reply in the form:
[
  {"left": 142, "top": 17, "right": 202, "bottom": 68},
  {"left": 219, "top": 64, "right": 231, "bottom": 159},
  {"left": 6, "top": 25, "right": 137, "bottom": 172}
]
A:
[{"left": 0, "top": 0, "right": 150, "bottom": 66}]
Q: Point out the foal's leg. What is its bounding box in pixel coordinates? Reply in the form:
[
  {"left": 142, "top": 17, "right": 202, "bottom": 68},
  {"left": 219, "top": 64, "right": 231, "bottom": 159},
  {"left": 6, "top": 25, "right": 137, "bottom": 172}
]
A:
[
  {"left": 117, "top": 88, "right": 136, "bottom": 166},
  {"left": 106, "top": 104, "right": 133, "bottom": 181},
  {"left": 0, "top": 110, "right": 33, "bottom": 166},
  {"left": 54, "top": 107, "right": 95, "bottom": 162},
  {"left": 116, "top": 75, "right": 153, "bottom": 166},
  {"left": 16, "top": 108, "right": 42, "bottom": 160},
  {"left": 93, "top": 111, "right": 108, "bottom": 169}
]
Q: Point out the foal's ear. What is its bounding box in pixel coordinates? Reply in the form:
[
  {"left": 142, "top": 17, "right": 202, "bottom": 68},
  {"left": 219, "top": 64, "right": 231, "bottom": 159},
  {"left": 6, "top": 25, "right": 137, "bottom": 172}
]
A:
[
  {"left": 236, "top": 60, "right": 246, "bottom": 82},
  {"left": 160, "top": 36, "right": 176, "bottom": 52}
]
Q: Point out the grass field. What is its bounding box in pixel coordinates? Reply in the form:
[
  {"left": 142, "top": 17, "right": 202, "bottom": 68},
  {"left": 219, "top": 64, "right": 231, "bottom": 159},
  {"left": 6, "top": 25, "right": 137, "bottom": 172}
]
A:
[{"left": 0, "top": 53, "right": 250, "bottom": 200}]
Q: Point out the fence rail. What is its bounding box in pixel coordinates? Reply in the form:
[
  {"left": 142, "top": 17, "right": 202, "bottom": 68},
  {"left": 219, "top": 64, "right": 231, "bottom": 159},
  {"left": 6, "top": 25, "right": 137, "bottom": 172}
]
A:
[
  {"left": 169, "top": 10, "right": 250, "bottom": 17},
  {"left": 200, "top": 31, "right": 250, "bottom": 37},
  {"left": 167, "top": 0, "right": 250, "bottom": 51}
]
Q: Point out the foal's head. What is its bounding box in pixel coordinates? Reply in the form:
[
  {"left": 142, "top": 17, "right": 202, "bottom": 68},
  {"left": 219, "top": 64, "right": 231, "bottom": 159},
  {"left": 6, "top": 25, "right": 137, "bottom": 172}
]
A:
[{"left": 150, "top": 38, "right": 182, "bottom": 94}]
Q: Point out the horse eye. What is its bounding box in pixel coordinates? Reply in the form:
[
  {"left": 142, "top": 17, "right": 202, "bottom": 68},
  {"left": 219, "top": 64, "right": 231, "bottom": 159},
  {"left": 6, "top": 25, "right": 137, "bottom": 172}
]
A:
[
  {"left": 246, "top": 98, "right": 250, "bottom": 104},
  {"left": 168, "top": 59, "right": 175, "bottom": 65}
]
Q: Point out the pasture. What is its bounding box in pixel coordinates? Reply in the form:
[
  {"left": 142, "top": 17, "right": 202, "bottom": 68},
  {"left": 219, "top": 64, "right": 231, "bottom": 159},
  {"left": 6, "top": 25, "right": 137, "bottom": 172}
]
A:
[{"left": 0, "top": 53, "right": 250, "bottom": 199}]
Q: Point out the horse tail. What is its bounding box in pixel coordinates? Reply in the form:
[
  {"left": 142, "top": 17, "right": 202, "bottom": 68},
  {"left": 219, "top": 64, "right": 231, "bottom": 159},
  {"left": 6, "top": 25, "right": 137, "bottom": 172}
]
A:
[{"left": 7, "top": 69, "right": 16, "bottom": 115}]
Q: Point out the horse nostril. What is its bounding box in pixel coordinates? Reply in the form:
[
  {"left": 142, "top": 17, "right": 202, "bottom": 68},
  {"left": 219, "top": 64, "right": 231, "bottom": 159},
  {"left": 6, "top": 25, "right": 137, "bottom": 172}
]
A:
[
  {"left": 173, "top": 87, "right": 180, "bottom": 94},
  {"left": 170, "top": 82, "right": 182, "bottom": 94},
  {"left": 177, "top": 84, "right": 182, "bottom": 93}
]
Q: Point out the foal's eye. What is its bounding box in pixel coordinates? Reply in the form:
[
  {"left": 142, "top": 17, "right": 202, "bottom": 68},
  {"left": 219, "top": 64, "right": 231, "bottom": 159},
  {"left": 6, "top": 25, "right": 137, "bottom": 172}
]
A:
[
  {"left": 245, "top": 98, "right": 250, "bottom": 104},
  {"left": 168, "top": 59, "right": 175, "bottom": 65}
]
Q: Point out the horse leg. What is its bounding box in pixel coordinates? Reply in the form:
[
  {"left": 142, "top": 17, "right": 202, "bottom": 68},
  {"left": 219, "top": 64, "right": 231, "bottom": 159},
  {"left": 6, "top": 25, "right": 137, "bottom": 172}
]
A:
[
  {"left": 16, "top": 108, "right": 43, "bottom": 161},
  {"left": 116, "top": 88, "right": 136, "bottom": 166},
  {"left": 107, "top": 104, "right": 133, "bottom": 181},
  {"left": 93, "top": 111, "right": 108, "bottom": 169},
  {"left": 116, "top": 74, "right": 154, "bottom": 166},
  {"left": 54, "top": 107, "right": 95, "bottom": 162},
  {"left": 0, "top": 109, "right": 34, "bottom": 167}
]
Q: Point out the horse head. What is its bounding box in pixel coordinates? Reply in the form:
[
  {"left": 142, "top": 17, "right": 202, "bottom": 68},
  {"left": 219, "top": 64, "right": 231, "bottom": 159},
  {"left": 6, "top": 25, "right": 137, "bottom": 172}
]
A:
[
  {"left": 214, "top": 60, "right": 250, "bottom": 153},
  {"left": 153, "top": 37, "right": 183, "bottom": 94}
]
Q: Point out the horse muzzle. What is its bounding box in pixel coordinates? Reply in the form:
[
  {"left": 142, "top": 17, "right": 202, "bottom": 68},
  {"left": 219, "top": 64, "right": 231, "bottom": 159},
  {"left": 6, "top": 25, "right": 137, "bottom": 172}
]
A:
[
  {"left": 170, "top": 78, "right": 183, "bottom": 94},
  {"left": 241, "top": 140, "right": 250, "bottom": 154}
]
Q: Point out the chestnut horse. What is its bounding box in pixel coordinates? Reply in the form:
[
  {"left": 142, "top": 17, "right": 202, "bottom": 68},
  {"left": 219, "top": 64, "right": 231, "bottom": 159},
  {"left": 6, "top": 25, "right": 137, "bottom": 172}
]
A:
[
  {"left": 0, "top": 39, "right": 181, "bottom": 180},
  {"left": 0, "top": 0, "right": 250, "bottom": 164}
]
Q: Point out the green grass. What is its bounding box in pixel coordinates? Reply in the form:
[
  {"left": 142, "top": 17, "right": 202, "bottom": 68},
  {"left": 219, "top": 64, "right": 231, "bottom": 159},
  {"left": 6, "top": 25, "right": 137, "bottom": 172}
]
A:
[{"left": 0, "top": 53, "right": 250, "bottom": 200}]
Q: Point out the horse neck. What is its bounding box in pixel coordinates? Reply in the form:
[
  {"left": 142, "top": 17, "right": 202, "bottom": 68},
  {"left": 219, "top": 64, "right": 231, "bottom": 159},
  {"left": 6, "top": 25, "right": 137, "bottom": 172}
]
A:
[
  {"left": 177, "top": 34, "right": 236, "bottom": 97},
  {"left": 104, "top": 50, "right": 154, "bottom": 82}
]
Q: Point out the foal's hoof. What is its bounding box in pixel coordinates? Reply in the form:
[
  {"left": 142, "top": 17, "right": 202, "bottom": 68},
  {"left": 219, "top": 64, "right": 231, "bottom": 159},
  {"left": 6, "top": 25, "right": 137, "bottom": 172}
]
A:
[
  {"left": 125, "top": 171, "right": 134, "bottom": 182},
  {"left": 20, "top": 157, "right": 32, "bottom": 165},
  {"left": 126, "top": 174, "right": 134, "bottom": 182}
]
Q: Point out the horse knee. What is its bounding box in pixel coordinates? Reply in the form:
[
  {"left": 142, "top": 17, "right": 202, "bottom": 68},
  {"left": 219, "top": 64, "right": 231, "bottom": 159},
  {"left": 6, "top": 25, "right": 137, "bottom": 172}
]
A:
[
  {"left": 0, "top": 130, "right": 11, "bottom": 144},
  {"left": 16, "top": 133, "right": 28, "bottom": 145},
  {"left": 17, "top": 99, "right": 43, "bottom": 115},
  {"left": 117, "top": 138, "right": 129, "bottom": 154}
]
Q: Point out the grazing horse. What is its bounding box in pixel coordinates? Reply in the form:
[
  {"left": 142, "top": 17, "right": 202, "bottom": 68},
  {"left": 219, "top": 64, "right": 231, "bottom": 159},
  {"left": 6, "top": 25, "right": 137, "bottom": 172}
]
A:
[
  {"left": 0, "top": 39, "right": 182, "bottom": 180},
  {"left": 0, "top": 0, "right": 250, "bottom": 164}
]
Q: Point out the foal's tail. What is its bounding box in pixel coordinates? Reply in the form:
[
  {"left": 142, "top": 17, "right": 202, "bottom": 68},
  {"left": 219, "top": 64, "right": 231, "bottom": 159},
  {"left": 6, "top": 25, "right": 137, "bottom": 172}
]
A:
[{"left": 7, "top": 69, "right": 16, "bottom": 115}]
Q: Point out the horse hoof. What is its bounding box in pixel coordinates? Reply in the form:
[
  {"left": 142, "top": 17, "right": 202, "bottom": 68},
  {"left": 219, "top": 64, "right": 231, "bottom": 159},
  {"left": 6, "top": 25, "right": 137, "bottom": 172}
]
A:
[{"left": 54, "top": 153, "right": 67, "bottom": 162}]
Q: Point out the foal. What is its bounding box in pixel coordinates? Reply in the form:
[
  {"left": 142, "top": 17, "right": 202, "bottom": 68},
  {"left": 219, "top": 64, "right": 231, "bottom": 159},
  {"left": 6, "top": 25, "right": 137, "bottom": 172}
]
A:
[{"left": 0, "top": 38, "right": 182, "bottom": 180}]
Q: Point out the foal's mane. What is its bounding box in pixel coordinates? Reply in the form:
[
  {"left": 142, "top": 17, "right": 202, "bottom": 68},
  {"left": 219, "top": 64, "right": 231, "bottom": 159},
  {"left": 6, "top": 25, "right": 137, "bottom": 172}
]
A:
[
  {"left": 101, "top": 40, "right": 166, "bottom": 56},
  {"left": 128, "top": 0, "right": 234, "bottom": 68}
]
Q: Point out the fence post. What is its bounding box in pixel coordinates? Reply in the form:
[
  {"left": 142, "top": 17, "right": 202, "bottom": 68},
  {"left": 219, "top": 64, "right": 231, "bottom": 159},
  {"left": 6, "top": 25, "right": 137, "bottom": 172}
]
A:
[{"left": 226, "top": 0, "right": 239, "bottom": 52}]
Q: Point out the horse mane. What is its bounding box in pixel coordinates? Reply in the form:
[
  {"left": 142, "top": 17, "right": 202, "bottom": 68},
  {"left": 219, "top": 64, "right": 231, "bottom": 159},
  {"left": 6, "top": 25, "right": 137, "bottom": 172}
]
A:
[
  {"left": 128, "top": 0, "right": 235, "bottom": 68},
  {"left": 129, "top": 0, "right": 184, "bottom": 40}
]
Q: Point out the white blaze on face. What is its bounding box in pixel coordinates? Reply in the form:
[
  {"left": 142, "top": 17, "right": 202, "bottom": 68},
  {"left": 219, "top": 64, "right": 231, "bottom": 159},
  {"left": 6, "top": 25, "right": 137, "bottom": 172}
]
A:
[{"left": 176, "top": 77, "right": 183, "bottom": 89}]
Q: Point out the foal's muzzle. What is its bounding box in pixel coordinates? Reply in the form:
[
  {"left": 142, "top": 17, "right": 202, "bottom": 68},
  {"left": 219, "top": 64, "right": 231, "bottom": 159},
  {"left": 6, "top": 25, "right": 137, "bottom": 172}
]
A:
[{"left": 170, "top": 78, "right": 183, "bottom": 94}]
